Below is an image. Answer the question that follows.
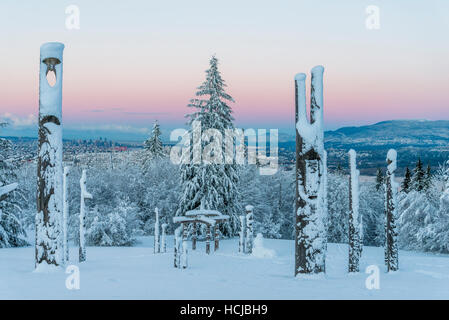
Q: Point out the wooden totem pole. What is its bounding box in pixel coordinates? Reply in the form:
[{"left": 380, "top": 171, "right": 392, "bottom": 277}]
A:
[
  {"left": 294, "top": 66, "right": 327, "bottom": 276},
  {"left": 36, "top": 42, "right": 65, "bottom": 269}
]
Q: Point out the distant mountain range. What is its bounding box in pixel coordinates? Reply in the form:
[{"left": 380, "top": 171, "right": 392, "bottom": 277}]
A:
[
  {"left": 3, "top": 120, "right": 448, "bottom": 175},
  {"left": 279, "top": 120, "right": 449, "bottom": 175},
  {"left": 325, "top": 120, "right": 449, "bottom": 147}
]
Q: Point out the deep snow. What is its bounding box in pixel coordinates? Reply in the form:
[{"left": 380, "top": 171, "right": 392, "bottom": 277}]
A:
[{"left": 1, "top": 236, "right": 448, "bottom": 299}]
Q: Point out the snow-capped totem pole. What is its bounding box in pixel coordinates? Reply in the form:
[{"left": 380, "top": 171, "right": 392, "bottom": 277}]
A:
[
  {"left": 36, "top": 42, "right": 65, "bottom": 269},
  {"left": 385, "top": 149, "right": 399, "bottom": 272},
  {"left": 63, "top": 166, "right": 70, "bottom": 264},
  {"left": 154, "top": 207, "right": 160, "bottom": 254},
  {"left": 348, "top": 149, "right": 362, "bottom": 273},
  {"left": 79, "top": 169, "right": 92, "bottom": 262},
  {"left": 294, "top": 66, "right": 327, "bottom": 276},
  {"left": 161, "top": 223, "right": 167, "bottom": 253},
  {"left": 239, "top": 215, "right": 246, "bottom": 253},
  {"left": 245, "top": 205, "right": 254, "bottom": 254}
]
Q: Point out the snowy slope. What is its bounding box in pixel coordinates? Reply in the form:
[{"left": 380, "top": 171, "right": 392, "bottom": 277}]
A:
[{"left": 1, "top": 237, "right": 448, "bottom": 299}]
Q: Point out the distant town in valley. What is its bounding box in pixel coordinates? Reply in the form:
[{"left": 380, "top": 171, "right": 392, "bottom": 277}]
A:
[{"left": 3, "top": 119, "right": 448, "bottom": 176}]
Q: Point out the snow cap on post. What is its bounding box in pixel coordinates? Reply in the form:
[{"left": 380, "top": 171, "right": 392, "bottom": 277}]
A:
[
  {"left": 39, "top": 42, "right": 64, "bottom": 119},
  {"left": 348, "top": 149, "right": 357, "bottom": 169},
  {"left": 386, "top": 149, "right": 397, "bottom": 174}
]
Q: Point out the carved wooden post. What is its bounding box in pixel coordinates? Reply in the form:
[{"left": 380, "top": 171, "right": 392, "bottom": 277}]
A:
[
  {"left": 154, "top": 207, "right": 160, "bottom": 254},
  {"left": 214, "top": 224, "right": 219, "bottom": 251},
  {"left": 239, "top": 215, "right": 246, "bottom": 253},
  {"left": 385, "top": 149, "right": 399, "bottom": 272},
  {"left": 36, "top": 42, "right": 65, "bottom": 269},
  {"left": 245, "top": 205, "right": 254, "bottom": 254},
  {"left": 181, "top": 223, "right": 188, "bottom": 268},
  {"left": 294, "top": 66, "right": 327, "bottom": 276},
  {"left": 206, "top": 224, "right": 211, "bottom": 254},
  {"left": 161, "top": 223, "right": 167, "bottom": 253},
  {"left": 63, "top": 166, "right": 70, "bottom": 264},
  {"left": 174, "top": 225, "right": 182, "bottom": 268},
  {"left": 192, "top": 222, "right": 197, "bottom": 250},
  {"left": 79, "top": 169, "right": 92, "bottom": 262}
]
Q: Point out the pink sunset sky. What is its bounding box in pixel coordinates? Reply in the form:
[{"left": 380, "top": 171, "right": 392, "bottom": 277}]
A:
[{"left": 0, "top": 0, "right": 448, "bottom": 140}]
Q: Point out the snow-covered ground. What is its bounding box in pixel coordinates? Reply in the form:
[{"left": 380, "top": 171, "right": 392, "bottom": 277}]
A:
[{"left": 1, "top": 236, "right": 449, "bottom": 299}]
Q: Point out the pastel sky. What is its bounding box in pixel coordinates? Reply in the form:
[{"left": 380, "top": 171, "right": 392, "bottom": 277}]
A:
[{"left": 0, "top": 0, "right": 448, "bottom": 140}]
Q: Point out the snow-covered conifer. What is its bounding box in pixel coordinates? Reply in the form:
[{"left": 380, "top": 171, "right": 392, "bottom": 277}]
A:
[
  {"left": 142, "top": 121, "right": 165, "bottom": 172},
  {"left": 85, "top": 204, "right": 136, "bottom": 247},
  {"left": 0, "top": 137, "right": 27, "bottom": 248},
  {"left": 375, "top": 168, "right": 384, "bottom": 191},
  {"left": 177, "top": 56, "right": 241, "bottom": 235},
  {"left": 411, "top": 158, "right": 425, "bottom": 191},
  {"left": 401, "top": 167, "right": 411, "bottom": 193},
  {"left": 423, "top": 164, "right": 432, "bottom": 191},
  {"left": 327, "top": 171, "right": 348, "bottom": 243}
]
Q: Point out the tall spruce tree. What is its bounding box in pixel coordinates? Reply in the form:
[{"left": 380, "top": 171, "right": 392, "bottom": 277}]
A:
[
  {"left": 177, "top": 56, "right": 241, "bottom": 235},
  {"left": 142, "top": 121, "right": 165, "bottom": 171},
  {"left": 411, "top": 158, "right": 425, "bottom": 191},
  {"left": 144, "top": 121, "right": 165, "bottom": 159},
  {"left": 402, "top": 167, "right": 411, "bottom": 193},
  {"left": 423, "top": 164, "right": 432, "bottom": 191},
  {"left": 375, "top": 168, "right": 383, "bottom": 191}
]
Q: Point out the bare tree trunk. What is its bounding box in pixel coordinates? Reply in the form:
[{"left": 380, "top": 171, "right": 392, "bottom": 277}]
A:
[
  {"left": 294, "top": 66, "right": 327, "bottom": 276},
  {"left": 385, "top": 149, "right": 399, "bottom": 272},
  {"left": 79, "top": 169, "right": 92, "bottom": 263},
  {"left": 36, "top": 42, "right": 65, "bottom": 269}
]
